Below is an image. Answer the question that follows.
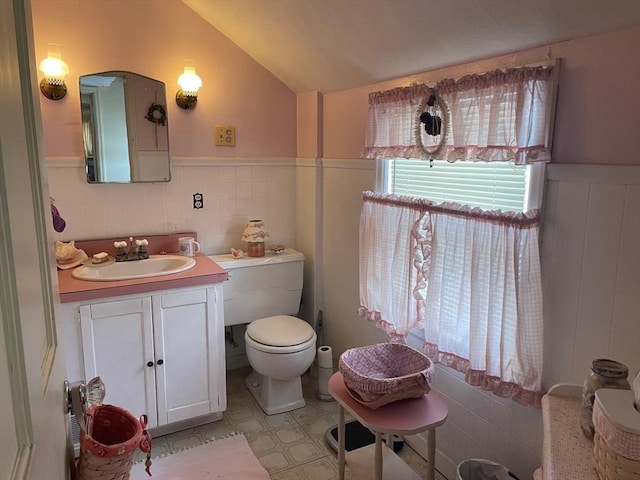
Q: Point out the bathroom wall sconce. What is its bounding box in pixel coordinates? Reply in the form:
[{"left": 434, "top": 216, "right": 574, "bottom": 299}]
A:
[
  {"left": 241, "top": 220, "right": 270, "bottom": 257},
  {"left": 39, "top": 44, "right": 69, "bottom": 100},
  {"left": 176, "top": 65, "right": 202, "bottom": 110}
]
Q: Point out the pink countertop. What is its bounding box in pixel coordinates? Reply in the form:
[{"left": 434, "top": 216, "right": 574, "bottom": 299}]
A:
[{"left": 58, "top": 255, "right": 228, "bottom": 303}]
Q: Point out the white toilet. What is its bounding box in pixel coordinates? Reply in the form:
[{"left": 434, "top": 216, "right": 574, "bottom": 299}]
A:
[{"left": 208, "top": 249, "right": 316, "bottom": 415}]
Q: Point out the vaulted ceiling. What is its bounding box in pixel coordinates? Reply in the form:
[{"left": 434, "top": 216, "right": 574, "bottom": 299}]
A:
[{"left": 183, "top": 0, "right": 640, "bottom": 93}]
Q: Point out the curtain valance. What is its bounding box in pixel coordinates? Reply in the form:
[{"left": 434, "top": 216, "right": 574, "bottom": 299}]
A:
[{"left": 364, "top": 66, "right": 554, "bottom": 165}]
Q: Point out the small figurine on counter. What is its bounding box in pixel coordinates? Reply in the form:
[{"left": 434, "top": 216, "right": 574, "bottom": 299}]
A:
[{"left": 231, "top": 248, "right": 244, "bottom": 259}]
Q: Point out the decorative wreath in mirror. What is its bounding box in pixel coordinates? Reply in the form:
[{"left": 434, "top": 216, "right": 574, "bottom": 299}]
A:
[
  {"left": 415, "top": 92, "right": 449, "bottom": 160},
  {"left": 145, "top": 103, "right": 167, "bottom": 126}
]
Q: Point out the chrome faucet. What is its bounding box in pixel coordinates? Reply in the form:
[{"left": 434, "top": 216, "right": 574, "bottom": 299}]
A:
[{"left": 126, "top": 237, "right": 139, "bottom": 261}]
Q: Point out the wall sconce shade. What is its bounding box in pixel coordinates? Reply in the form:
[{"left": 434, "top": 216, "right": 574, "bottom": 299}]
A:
[
  {"left": 39, "top": 45, "right": 68, "bottom": 100},
  {"left": 241, "top": 220, "right": 269, "bottom": 257},
  {"left": 176, "top": 66, "right": 202, "bottom": 109}
]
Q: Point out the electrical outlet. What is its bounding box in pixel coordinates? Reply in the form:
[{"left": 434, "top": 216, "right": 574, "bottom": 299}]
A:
[
  {"left": 215, "top": 125, "right": 236, "bottom": 147},
  {"left": 193, "top": 192, "right": 203, "bottom": 209}
]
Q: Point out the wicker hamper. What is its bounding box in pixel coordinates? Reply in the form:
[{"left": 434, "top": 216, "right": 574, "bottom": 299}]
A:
[
  {"left": 338, "top": 343, "right": 433, "bottom": 409},
  {"left": 592, "top": 389, "right": 640, "bottom": 480},
  {"left": 76, "top": 404, "right": 152, "bottom": 480}
]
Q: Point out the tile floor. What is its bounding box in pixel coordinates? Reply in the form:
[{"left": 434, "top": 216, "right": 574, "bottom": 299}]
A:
[{"left": 137, "top": 366, "right": 447, "bottom": 479}]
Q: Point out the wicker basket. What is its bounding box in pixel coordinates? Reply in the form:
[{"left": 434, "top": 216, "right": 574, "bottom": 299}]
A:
[
  {"left": 76, "top": 404, "right": 152, "bottom": 480},
  {"left": 594, "top": 433, "right": 640, "bottom": 480},
  {"left": 338, "top": 343, "right": 433, "bottom": 409},
  {"left": 592, "top": 389, "right": 640, "bottom": 480}
]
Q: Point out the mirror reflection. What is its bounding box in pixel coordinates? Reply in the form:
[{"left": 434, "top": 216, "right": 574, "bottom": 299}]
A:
[{"left": 79, "top": 71, "right": 171, "bottom": 183}]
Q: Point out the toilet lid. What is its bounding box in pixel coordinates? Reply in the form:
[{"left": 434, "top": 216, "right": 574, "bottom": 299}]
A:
[{"left": 246, "top": 315, "right": 315, "bottom": 347}]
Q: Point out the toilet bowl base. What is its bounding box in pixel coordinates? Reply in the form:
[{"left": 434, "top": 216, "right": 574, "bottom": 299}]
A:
[{"left": 245, "top": 371, "right": 306, "bottom": 415}]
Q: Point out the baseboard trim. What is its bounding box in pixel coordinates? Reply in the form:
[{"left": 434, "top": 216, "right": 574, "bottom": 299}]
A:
[
  {"left": 149, "top": 412, "right": 224, "bottom": 438},
  {"left": 225, "top": 354, "right": 249, "bottom": 371},
  {"left": 403, "top": 432, "right": 457, "bottom": 480}
]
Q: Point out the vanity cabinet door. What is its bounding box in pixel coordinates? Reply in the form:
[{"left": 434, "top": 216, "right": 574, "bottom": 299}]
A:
[
  {"left": 79, "top": 284, "right": 226, "bottom": 431},
  {"left": 152, "top": 285, "right": 226, "bottom": 426},
  {"left": 80, "top": 296, "right": 158, "bottom": 428}
]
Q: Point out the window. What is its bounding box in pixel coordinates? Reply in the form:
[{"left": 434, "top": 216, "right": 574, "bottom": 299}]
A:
[
  {"left": 382, "top": 159, "right": 545, "bottom": 212},
  {"left": 360, "top": 66, "right": 555, "bottom": 406}
]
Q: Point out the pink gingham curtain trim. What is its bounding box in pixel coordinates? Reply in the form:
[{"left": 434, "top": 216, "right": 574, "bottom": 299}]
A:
[
  {"left": 358, "top": 193, "right": 431, "bottom": 342},
  {"left": 364, "top": 66, "right": 553, "bottom": 165},
  {"left": 359, "top": 191, "right": 544, "bottom": 406}
]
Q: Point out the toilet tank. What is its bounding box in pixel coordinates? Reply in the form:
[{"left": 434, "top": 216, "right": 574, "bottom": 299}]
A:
[{"left": 208, "top": 249, "right": 304, "bottom": 326}]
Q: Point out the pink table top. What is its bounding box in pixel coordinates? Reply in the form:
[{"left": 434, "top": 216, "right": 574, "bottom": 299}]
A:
[{"left": 329, "top": 372, "right": 448, "bottom": 435}]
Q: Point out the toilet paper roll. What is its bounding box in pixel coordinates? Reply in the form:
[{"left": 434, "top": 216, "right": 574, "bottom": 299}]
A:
[
  {"left": 318, "top": 366, "right": 333, "bottom": 398},
  {"left": 317, "top": 345, "right": 333, "bottom": 369}
]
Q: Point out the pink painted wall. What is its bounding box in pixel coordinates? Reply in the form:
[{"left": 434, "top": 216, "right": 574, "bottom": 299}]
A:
[
  {"left": 31, "top": 0, "right": 296, "bottom": 159},
  {"left": 323, "top": 26, "right": 640, "bottom": 165}
]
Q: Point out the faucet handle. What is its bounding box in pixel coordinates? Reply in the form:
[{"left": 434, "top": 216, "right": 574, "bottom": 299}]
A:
[{"left": 137, "top": 239, "right": 149, "bottom": 259}]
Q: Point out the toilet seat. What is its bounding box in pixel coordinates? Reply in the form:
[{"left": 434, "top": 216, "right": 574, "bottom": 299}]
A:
[{"left": 246, "top": 315, "right": 316, "bottom": 354}]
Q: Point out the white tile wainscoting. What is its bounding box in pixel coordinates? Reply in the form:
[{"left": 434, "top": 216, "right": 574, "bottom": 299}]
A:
[
  {"left": 50, "top": 157, "right": 639, "bottom": 480},
  {"left": 404, "top": 339, "right": 543, "bottom": 480},
  {"left": 46, "top": 157, "right": 298, "bottom": 256},
  {"left": 405, "top": 163, "right": 640, "bottom": 480},
  {"left": 541, "top": 164, "right": 640, "bottom": 388}
]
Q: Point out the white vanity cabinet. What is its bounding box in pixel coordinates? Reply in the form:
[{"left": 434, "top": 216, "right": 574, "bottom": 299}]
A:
[{"left": 78, "top": 284, "right": 226, "bottom": 430}]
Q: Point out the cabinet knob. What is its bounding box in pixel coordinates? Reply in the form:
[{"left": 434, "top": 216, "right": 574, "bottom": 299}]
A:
[
  {"left": 147, "top": 361, "right": 154, "bottom": 367},
  {"left": 157, "top": 359, "right": 164, "bottom": 366}
]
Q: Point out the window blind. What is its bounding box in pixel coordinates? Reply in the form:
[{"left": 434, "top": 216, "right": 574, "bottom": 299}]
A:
[{"left": 389, "top": 159, "right": 528, "bottom": 212}]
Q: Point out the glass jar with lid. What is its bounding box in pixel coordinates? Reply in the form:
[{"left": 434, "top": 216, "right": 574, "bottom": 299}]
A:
[{"left": 580, "top": 358, "right": 631, "bottom": 439}]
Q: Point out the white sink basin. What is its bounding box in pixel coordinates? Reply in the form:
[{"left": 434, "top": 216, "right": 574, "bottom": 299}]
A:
[{"left": 72, "top": 254, "right": 196, "bottom": 282}]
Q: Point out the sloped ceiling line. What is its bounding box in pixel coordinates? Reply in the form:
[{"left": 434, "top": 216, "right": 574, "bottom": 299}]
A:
[{"left": 183, "top": 0, "right": 640, "bottom": 93}]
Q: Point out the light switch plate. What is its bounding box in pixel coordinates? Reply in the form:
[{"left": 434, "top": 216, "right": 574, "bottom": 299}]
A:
[{"left": 215, "top": 125, "right": 236, "bottom": 147}]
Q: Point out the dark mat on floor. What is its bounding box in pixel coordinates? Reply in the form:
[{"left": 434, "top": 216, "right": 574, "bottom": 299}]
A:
[{"left": 326, "top": 419, "right": 404, "bottom": 453}]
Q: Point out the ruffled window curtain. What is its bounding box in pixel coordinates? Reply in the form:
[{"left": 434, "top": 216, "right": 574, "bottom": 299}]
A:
[
  {"left": 359, "top": 192, "right": 544, "bottom": 406},
  {"left": 364, "top": 66, "right": 553, "bottom": 165}
]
